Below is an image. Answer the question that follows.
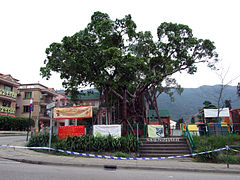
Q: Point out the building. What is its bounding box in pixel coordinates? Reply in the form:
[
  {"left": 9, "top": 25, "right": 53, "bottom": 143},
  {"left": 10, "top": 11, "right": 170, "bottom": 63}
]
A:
[
  {"left": 0, "top": 73, "right": 19, "bottom": 116},
  {"left": 53, "top": 89, "right": 101, "bottom": 126},
  {"left": 75, "top": 89, "right": 100, "bottom": 108},
  {"left": 146, "top": 109, "right": 171, "bottom": 126},
  {"left": 54, "top": 90, "right": 71, "bottom": 127},
  {"left": 16, "top": 83, "right": 58, "bottom": 132}
]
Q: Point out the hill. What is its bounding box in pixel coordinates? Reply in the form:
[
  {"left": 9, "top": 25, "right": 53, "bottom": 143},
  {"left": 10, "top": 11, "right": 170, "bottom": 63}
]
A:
[{"left": 157, "top": 85, "right": 240, "bottom": 121}]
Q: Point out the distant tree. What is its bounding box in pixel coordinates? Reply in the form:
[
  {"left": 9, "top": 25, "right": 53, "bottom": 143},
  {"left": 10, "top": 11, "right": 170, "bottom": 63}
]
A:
[
  {"left": 191, "top": 117, "right": 195, "bottom": 124},
  {"left": 237, "top": 83, "right": 240, "bottom": 96},
  {"left": 224, "top": 99, "right": 232, "bottom": 110},
  {"left": 203, "top": 100, "right": 217, "bottom": 109},
  {"left": 176, "top": 118, "right": 184, "bottom": 129},
  {"left": 197, "top": 100, "right": 217, "bottom": 122}
]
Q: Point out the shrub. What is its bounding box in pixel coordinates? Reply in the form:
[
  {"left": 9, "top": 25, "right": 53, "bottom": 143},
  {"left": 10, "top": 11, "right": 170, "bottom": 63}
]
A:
[
  {"left": 27, "top": 134, "right": 137, "bottom": 154},
  {"left": 27, "top": 133, "right": 58, "bottom": 147},
  {"left": 0, "top": 116, "right": 34, "bottom": 131},
  {"left": 193, "top": 135, "right": 240, "bottom": 163}
]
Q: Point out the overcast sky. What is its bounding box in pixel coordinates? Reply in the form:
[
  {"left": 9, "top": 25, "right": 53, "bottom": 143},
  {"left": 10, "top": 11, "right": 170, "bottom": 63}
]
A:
[{"left": 1, "top": 0, "right": 239, "bottom": 90}]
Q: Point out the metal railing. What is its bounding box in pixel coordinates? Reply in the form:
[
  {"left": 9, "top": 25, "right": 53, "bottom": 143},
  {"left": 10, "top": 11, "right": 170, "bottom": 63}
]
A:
[{"left": 183, "top": 125, "right": 194, "bottom": 151}]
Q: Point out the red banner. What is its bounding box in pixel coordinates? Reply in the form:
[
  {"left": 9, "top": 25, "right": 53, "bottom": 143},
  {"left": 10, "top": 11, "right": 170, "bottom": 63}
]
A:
[{"left": 58, "top": 125, "right": 85, "bottom": 139}]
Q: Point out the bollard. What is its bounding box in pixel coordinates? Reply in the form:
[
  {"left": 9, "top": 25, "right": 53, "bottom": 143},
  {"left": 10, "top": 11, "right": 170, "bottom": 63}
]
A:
[{"left": 226, "top": 145, "right": 229, "bottom": 168}]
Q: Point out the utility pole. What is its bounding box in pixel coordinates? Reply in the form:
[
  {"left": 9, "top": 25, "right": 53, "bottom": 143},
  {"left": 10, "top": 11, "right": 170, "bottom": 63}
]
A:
[
  {"left": 46, "top": 102, "right": 56, "bottom": 151},
  {"left": 26, "top": 98, "right": 33, "bottom": 141}
]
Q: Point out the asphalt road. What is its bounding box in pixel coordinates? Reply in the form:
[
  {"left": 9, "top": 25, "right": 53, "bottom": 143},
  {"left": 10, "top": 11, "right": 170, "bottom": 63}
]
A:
[
  {"left": 0, "top": 161, "right": 239, "bottom": 180},
  {"left": 0, "top": 135, "right": 26, "bottom": 144}
]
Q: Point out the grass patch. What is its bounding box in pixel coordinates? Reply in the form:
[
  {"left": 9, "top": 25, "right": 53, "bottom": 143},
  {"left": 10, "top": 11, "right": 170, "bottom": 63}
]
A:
[{"left": 193, "top": 134, "right": 240, "bottom": 163}]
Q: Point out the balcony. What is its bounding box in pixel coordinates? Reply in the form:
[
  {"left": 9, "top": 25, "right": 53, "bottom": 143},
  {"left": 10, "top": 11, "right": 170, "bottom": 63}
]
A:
[
  {"left": 0, "top": 106, "right": 15, "bottom": 114},
  {"left": 39, "top": 112, "right": 50, "bottom": 120},
  {"left": 0, "top": 89, "right": 17, "bottom": 101},
  {"left": 40, "top": 99, "right": 53, "bottom": 106}
]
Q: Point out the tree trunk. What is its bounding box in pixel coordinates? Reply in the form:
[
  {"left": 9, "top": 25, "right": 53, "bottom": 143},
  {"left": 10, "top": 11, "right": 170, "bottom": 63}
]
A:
[
  {"left": 105, "top": 86, "right": 109, "bottom": 125},
  {"left": 122, "top": 87, "right": 127, "bottom": 134},
  {"left": 110, "top": 93, "right": 113, "bottom": 124}
]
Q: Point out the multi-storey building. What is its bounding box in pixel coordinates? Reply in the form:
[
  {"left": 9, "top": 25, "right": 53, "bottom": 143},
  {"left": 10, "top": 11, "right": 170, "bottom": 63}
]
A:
[
  {"left": 53, "top": 89, "right": 101, "bottom": 126},
  {"left": 0, "top": 73, "right": 19, "bottom": 116},
  {"left": 16, "top": 83, "right": 58, "bottom": 132},
  {"left": 54, "top": 90, "right": 71, "bottom": 127},
  {"left": 76, "top": 89, "right": 100, "bottom": 108}
]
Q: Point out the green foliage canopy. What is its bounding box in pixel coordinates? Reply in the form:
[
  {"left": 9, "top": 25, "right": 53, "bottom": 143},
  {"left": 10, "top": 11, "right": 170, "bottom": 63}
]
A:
[{"left": 40, "top": 11, "right": 218, "bottom": 106}]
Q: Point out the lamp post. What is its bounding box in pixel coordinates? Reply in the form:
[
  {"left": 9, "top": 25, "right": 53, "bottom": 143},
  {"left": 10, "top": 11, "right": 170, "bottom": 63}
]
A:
[
  {"left": 26, "top": 98, "right": 33, "bottom": 141},
  {"left": 46, "top": 102, "right": 56, "bottom": 151},
  {"left": 36, "top": 93, "right": 48, "bottom": 133}
]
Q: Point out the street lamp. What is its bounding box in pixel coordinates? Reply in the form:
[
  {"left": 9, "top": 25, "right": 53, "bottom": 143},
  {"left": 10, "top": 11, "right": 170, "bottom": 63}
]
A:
[
  {"left": 26, "top": 98, "right": 33, "bottom": 141},
  {"left": 36, "top": 93, "right": 48, "bottom": 133}
]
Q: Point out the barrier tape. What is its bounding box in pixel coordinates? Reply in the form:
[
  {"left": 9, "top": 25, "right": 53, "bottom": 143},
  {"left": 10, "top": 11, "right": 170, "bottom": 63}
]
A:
[
  {"left": 0, "top": 144, "right": 230, "bottom": 160},
  {"left": 0, "top": 144, "right": 227, "bottom": 160},
  {"left": 229, "top": 148, "right": 240, "bottom": 153}
]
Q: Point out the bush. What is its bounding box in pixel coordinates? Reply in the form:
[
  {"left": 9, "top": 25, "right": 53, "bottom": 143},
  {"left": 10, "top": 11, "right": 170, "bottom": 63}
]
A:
[
  {"left": 0, "top": 115, "right": 34, "bottom": 131},
  {"left": 27, "top": 134, "right": 137, "bottom": 154},
  {"left": 27, "top": 133, "right": 58, "bottom": 147},
  {"left": 193, "top": 135, "right": 240, "bottom": 163}
]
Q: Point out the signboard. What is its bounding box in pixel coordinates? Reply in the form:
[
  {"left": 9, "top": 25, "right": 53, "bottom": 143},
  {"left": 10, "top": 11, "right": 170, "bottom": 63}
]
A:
[
  {"left": 53, "top": 106, "right": 92, "bottom": 119},
  {"left": 204, "top": 108, "right": 230, "bottom": 118},
  {"left": 148, "top": 125, "right": 164, "bottom": 138},
  {"left": 188, "top": 124, "right": 198, "bottom": 131},
  {"left": 47, "top": 102, "right": 57, "bottom": 109},
  {"left": 93, "top": 125, "right": 121, "bottom": 138},
  {"left": 58, "top": 125, "right": 85, "bottom": 139},
  {"left": 147, "top": 138, "right": 180, "bottom": 142}
]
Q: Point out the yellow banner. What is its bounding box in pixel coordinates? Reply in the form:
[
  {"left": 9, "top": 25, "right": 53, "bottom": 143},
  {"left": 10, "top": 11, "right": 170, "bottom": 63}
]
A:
[
  {"left": 53, "top": 106, "right": 92, "bottom": 119},
  {"left": 188, "top": 124, "right": 198, "bottom": 131}
]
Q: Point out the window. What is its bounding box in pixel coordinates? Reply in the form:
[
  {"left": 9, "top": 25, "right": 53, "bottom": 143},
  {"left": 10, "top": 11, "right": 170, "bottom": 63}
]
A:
[
  {"left": 61, "top": 100, "right": 65, "bottom": 106},
  {"left": 23, "top": 106, "right": 30, "bottom": 113},
  {"left": 82, "top": 101, "right": 95, "bottom": 106},
  {"left": 25, "top": 92, "right": 32, "bottom": 99},
  {"left": 2, "top": 101, "right": 11, "bottom": 107},
  {"left": 4, "top": 86, "right": 12, "bottom": 91}
]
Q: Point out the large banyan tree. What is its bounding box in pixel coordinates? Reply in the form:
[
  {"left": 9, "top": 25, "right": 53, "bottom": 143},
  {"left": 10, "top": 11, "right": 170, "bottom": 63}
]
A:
[{"left": 40, "top": 11, "right": 218, "bottom": 132}]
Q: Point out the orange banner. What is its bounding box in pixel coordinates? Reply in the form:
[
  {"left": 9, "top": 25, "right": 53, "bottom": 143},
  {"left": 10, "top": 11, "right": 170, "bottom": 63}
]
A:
[{"left": 53, "top": 106, "right": 92, "bottom": 119}]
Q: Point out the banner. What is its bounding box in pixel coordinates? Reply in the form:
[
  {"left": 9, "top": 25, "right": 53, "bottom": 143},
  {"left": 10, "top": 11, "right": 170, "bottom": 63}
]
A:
[
  {"left": 54, "top": 106, "right": 92, "bottom": 119},
  {"left": 93, "top": 125, "right": 121, "bottom": 138},
  {"left": 188, "top": 124, "right": 198, "bottom": 131},
  {"left": 204, "top": 108, "right": 230, "bottom": 118},
  {"left": 148, "top": 125, "right": 164, "bottom": 138},
  {"left": 58, "top": 125, "right": 85, "bottom": 139}
]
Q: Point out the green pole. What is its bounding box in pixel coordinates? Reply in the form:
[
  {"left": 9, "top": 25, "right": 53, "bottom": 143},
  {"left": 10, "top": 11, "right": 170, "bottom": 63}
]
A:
[{"left": 137, "top": 124, "right": 139, "bottom": 156}]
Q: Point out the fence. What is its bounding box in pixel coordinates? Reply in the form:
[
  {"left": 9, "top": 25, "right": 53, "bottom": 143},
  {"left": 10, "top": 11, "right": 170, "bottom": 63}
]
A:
[
  {"left": 45, "top": 123, "right": 240, "bottom": 139},
  {"left": 184, "top": 123, "right": 240, "bottom": 137},
  {"left": 182, "top": 125, "right": 194, "bottom": 150}
]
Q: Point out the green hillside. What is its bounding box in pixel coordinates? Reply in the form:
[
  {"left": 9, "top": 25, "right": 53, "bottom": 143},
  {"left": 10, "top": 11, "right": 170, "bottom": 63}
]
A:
[{"left": 157, "top": 85, "right": 240, "bottom": 121}]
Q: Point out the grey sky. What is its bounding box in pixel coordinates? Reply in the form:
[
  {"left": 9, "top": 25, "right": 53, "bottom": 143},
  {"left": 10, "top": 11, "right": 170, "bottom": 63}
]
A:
[{"left": 1, "top": 0, "right": 239, "bottom": 89}]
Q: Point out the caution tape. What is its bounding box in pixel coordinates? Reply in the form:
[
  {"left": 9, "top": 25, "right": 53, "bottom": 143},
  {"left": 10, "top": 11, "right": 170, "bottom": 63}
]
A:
[
  {"left": 0, "top": 144, "right": 232, "bottom": 160},
  {"left": 229, "top": 148, "right": 240, "bottom": 153}
]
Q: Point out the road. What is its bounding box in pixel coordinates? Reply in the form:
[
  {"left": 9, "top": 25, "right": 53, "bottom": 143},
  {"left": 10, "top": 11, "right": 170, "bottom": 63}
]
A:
[
  {"left": 0, "top": 135, "right": 26, "bottom": 144},
  {"left": 0, "top": 162, "right": 239, "bottom": 180}
]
